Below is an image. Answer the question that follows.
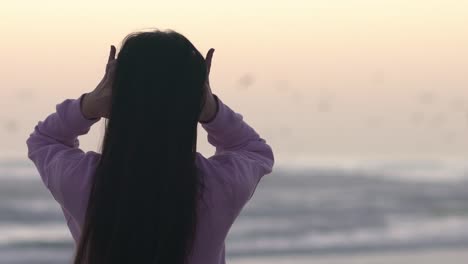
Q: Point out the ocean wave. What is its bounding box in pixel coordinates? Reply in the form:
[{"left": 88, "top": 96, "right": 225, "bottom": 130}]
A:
[
  {"left": 275, "top": 158, "right": 468, "bottom": 182},
  {"left": 227, "top": 216, "right": 468, "bottom": 255},
  {"left": 2, "top": 158, "right": 468, "bottom": 182},
  {"left": 2, "top": 158, "right": 468, "bottom": 259},
  {"left": 4, "top": 200, "right": 60, "bottom": 213},
  {"left": 0, "top": 223, "right": 71, "bottom": 246}
]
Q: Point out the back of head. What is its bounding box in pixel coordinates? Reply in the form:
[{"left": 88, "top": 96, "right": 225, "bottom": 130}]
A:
[{"left": 74, "top": 29, "right": 207, "bottom": 264}]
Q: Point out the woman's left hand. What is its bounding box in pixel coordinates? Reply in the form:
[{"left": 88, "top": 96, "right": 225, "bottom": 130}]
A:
[{"left": 81, "top": 45, "right": 117, "bottom": 120}]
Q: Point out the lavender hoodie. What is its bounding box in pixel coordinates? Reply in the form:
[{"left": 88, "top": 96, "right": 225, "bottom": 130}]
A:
[{"left": 26, "top": 93, "right": 274, "bottom": 263}]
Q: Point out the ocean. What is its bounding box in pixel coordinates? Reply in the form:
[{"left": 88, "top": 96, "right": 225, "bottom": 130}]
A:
[{"left": 1, "top": 158, "right": 468, "bottom": 263}]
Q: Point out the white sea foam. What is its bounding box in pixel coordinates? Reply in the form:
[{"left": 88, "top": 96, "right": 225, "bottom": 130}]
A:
[
  {"left": 0, "top": 223, "right": 71, "bottom": 245},
  {"left": 274, "top": 157, "right": 468, "bottom": 182},
  {"left": 6, "top": 199, "right": 60, "bottom": 213}
]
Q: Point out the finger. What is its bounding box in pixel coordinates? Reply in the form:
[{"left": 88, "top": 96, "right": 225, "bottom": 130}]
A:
[
  {"left": 108, "top": 45, "right": 116, "bottom": 63},
  {"left": 105, "top": 57, "right": 118, "bottom": 74},
  {"left": 105, "top": 62, "right": 114, "bottom": 73},
  {"left": 205, "top": 48, "right": 215, "bottom": 75}
]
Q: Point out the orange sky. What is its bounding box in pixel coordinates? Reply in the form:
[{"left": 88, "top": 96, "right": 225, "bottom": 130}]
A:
[{"left": 1, "top": 1, "right": 468, "bottom": 163}]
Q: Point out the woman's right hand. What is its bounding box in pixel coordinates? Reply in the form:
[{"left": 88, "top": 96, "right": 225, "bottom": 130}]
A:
[{"left": 199, "top": 48, "right": 218, "bottom": 123}]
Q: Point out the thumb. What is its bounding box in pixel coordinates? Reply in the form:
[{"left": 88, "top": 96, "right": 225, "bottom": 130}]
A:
[
  {"left": 205, "top": 48, "right": 215, "bottom": 76},
  {"left": 108, "top": 45, "right": 116, "bottom": 63}
]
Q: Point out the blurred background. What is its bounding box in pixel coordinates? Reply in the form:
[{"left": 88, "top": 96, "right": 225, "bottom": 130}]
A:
[{"left": 1, "top": 0, "right": 468, "bottom": 263}]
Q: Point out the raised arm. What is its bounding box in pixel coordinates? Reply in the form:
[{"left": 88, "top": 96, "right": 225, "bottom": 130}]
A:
[
  {"left": 196, "top": 48, "right": 274, "bottom": 212},
  {"left": 26, "top": 94, "right": 101, "bottom": 222},
  {"left": 199, "top": 94, "right": 274, "bottom": 211},
  {"left": 26, "top": 46, "right": 116, "bottom": 227}
]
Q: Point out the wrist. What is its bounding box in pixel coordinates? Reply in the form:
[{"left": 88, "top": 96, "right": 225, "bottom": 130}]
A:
[
  {"left": 199, "top": 94, "right": 219, "bottom": 123},
  {"left": 80, "top": 93, "right": 100, "bottom": 120}
]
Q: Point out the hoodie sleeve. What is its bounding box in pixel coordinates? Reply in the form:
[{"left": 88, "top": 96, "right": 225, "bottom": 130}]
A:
[
  {"left": 199, "top": 95, "right": 275, "bottom": 213},
  {"left": 26, "top": 93, "right": 101, "bottom": 224}
]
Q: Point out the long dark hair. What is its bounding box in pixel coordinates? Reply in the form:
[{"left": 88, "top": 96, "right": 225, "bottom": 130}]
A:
[{"left": 74, "top": 29, "right": 207, "bottom": 264}]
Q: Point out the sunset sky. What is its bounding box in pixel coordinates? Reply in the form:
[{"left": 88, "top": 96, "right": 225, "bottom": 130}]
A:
[{"left": 1, "top": 1, "right": 468, "bottom": 164}]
